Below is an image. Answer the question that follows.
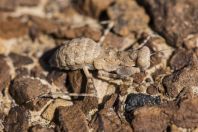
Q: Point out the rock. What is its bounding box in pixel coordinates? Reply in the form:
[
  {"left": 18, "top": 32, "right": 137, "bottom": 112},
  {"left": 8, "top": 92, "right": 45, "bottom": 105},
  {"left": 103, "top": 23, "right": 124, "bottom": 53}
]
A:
[
  {"left": 55, "top": 105, "right": 89, "bottom": 132},
  {"left": 0, "top": 17, "right": 28, "bottom": 39},
  {"left": 30, "top": 66, "right": 46, "bottom": 79},
  {"left": 132, "top": 106, "right": 170, "bottom": 132},
  {"left": 15, "top": 67, "right": 29, "bottom": 78},
  {"left": 68, "top": 70, "right": 85, "bottom": 94},
  {"left": 76, "top": 96, "right": 98, "bottom": 118},
  {"left": 47, "top": 70, "right": 67, "bottom": 91},
  {"left": 0, "top": 56, "right": 11, "bottom": 92},
  {"left": 108, "top": 0, "right": 150, "bottom": 36},
  {"left": 41, "top": 99, "right": 72, "bottom": 121},
  {"left": 10, "top": 77, "right": 49, "bottom": 110},
  {"left": 0, "top": 0, "right": 16, "bottom": 11},
  {"left": 132, "top": 72, "right": 146, "bottom": 84},
  {"left": 146, "top": 84, "right": 159, "bottom": 95},
  {"left": 17, "top": 0, "right": 40, "bottom": 6},
  {"left": 59, "top": 26, "right": 102, "bottom": 41},
  {"left": 169, "top": 49, "right": 193, "bottom": 71},
  {"left": 9, "top": 52, "right": 33, "bottom": 68},
  {"left": 78, "top": 0, "right": 114, "bottom": 18},
  {"left": 163, "top": 56, "right": 198, "bottom": 97},
  {"left": 4, "top": 106, "right": 29, "bottom": 132},
  {"left": 29, "top": 124, "right": 54, "bottom": 132},
  {"left": 103, "top": 33, "right": 135, "bottom": 51},
  {"left": 98, "top": 108, "right": 132, "bottom": 132},
  {"left": 29, "top": 16, "right": 59, "bottom": 35},
  {"left": 173, "top": 96, "right": 198, "bottom": 128},
  {"left": 125, "top": 93, "right": 161, "bottom": 112},
  {"left": 138, "top": 0, "right": 198, "bottom": 47}
]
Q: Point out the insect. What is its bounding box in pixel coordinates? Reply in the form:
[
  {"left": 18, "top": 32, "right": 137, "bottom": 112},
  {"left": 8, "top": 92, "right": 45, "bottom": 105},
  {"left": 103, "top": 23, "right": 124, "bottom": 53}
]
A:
[{"left": 49, "top": 32, "right": 152, "bottom": 97}]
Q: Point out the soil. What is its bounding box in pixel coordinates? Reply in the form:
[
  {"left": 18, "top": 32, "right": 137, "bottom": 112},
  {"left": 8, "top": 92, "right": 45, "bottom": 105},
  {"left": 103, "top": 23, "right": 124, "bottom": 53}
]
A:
[{"left": 0, "top": 0, "right": 198, "bottom": 132}]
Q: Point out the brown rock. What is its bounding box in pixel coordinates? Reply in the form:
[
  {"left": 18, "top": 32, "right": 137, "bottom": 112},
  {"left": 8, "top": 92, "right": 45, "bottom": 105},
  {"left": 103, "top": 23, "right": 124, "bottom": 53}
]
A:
[
  {"left": 10, "top": 77, "right": 49, "bottom": 110},
  {"left": 163, "top": 56, "right": 198, "bottom": 97},
  {"left": 108, "top": 0, "right": 149, "bottom": 36},
  {"left": 55, "top": 105, "right": 89, "bottom": 132},
  {"left": 146, "top": 84, "right": 158, "bottom": 95},
  {"left": 173, "top": 96, "right": 198, "bottom": 128},
  {"left": 0, "top": 17, "right": 28, "bottom": 39},
  {"left": 0, "top": 0, "right": 16, "bottom": 11},
  {"left": 0, "top": 56, "right": 11, "bottom": 92},
  {"left": 29, "top": 124, "right": 54, "bottom": 132},
  {"left": 98, "top": 108, "right": 132, "bottom": 132},
  {"left": 103, "top": 33, "right": 135, "bottom": 50},
  {"left": 169, "top": 49, "right": 193, "bottom": 71},
  {"left": 132, "top": 72, "right": 146, "bottom": 84},
  {"left": 9, "top": 52, "right": 33, "bottom": 68},
  {"left": 15, "top": 67, "right": 29, "bottom": 78},
  {"left": 132, "top": 106, "right": 170, "bottom": 132},
  {"left": 138, "top": 0, "right": 198, "bottom": 47},
  {"left": 68, "top": 70, "right": 85, "bottom": 94},
  {"left": 47, "top": 70, "right": 67, "bottom": 91},
  {"left": 17, "top": 0, "right": 40, "bottom": 6},
  {"left": 41, "top": 99, "right": 72, "bottom": 121},
  {"left": 4, "top": 106, "right": 29, "bottom": 132},
  {"left": 30, "top": 66, "right": 46, "bottom": 79},
  {"left": 78, "top": 0, "right": 114, "bottom": 18},
  {"left": 59, "top": 26, "right": 101, "bottom": 41},
  {"left": 29, "top": 16, "right": 59, "bottom": 35},
  {"left": 77, "top": 96, "right": 98, "bottom": 116}
]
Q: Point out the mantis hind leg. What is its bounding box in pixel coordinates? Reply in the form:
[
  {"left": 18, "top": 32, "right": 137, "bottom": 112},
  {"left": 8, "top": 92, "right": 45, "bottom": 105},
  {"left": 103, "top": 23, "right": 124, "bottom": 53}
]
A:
[{"left": 83, "top": 66, "right": 97, "bottom": 96}]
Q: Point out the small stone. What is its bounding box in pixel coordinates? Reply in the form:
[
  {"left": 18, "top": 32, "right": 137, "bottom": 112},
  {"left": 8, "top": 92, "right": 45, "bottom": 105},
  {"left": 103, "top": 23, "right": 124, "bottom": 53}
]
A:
[
  {"left": 0, "top": 17, "right": 28, "bottom": 39},
  {"left": 17, "top": 0, "right": 40, "bottom": 6},
  {"left": 138, "top": 0, "right": 198, "bottom": 47},
  {"left": 103, "top": 33, "right": 135, "bottom": 51},
  {"left": 169, "top": 49, "right": 193, "bottom": 71},
  {"left": 132, "top": 72, "right": 146, "bottom": 84},
  {"left": 146, "top": 84, "right": 158, "bottom": 95},
  {"left": 41, "top": 99, "right": 73, "bottom": 121},
  {"left": 10, "top": 77, "right": 49, "bottom": 110},
  {"left": 9, "top": 52, "right": 33, "bottom": 68},
  {"left": 108, "top": 0, "right": 149, "bottom": 36},
  {"left": 76, "top": 96, "right": 98, "bottom": 117},
  {"left": 59, "top": 26, "right": 102, "bottom": 41},
  {"left": 125, "top": 93, "right": 161, "bottom": 112},
  {"left": 163, "top": 55, "right": 198, "bottom": 98},
  {"left": 29, "top": 16, "right": 59, "bottom": 35},
  {"left": 173, "top": 96, "right": 198, "bottom": 128},
  {"left": 30, "top": 66, "right": 46, "bottom": 79},
  {"left": 55, "top": 105, "right": 89, "bottom": 132},
  {"left": 4, "top": 106, "right": 29, "bottom": 132},
  {"left": 68, "top": 70, "right": 85, "bottom": 94},
  {"left": 132, "top": 106, "right": 170, "bottom": 132},
  {"left": 79, "top": 0, "right": 114, "bottom": 18},
  {"left": 47, "top": 70, "right": 67, "bottom": 91},
  {"left": 15, "top": 67, "right": 29, "bottom": 78},
  {"left": 98, "top": 108, "right": 132, "bottom": 132},
  {"left": 29, "top": 124, "right": 54, "bottom": 132},
  {"left": 0, "top": 0, "right": 16, "bottom": 11}
]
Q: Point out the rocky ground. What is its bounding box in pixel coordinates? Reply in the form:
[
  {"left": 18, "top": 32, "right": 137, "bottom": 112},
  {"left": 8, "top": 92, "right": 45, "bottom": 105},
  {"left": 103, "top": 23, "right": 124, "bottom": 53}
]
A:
[{"left": 0, "top": 0, "right": 198, "bottom": 132}]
